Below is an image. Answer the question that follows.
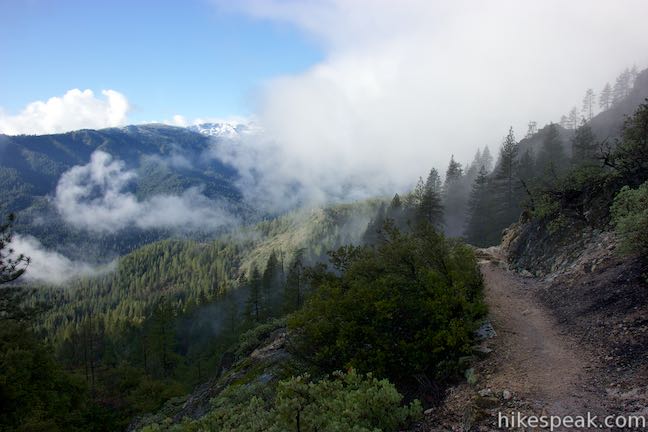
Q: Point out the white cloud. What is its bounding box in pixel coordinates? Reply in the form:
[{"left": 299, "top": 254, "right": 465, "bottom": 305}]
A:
[
  {"left": 54, "top": 150, "right": 236, "bottom": 232},
  {"left": 9, "top": 234, "right": 115, "bottom": 285},
  {"left": 0, "top": 89, "right": 130, "bottom": 135},
  {"left": 213, "top": 0, "right": 648, "bottom": 204},
  {"left": 168, "top": 114, "right": 189, "bottom": 127}
]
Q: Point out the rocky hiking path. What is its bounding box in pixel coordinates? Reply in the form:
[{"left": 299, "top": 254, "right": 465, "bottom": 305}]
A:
[
  {"left": 477, "top": 252, "right": 607, "bottom": 418},
  {"left": 419, "top": 248, "right": 614, "bottom": 431}
]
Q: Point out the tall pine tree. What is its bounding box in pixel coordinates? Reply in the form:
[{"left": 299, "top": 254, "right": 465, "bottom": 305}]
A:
[
  {"left": 599, "top": 82, "right": 612, "bottom": 111},
  {"left": 442, "top": 156, "right": 467, "bottom": 236},
  {"left": 571, "top": 122, "right": 597, "bottom": 166},
  {"left": 536, "top": 123, "right": 567, "bottom": 178},
  {"left": 464, "top": 166, "right": 496, "bottom": 246},
  {"left": 245, "top": 265, "right": 263, "bottom": 323},
  {"left": 419, "top": 168, "right": 444, "bottom": 228},
  {"left": 492, "top": 127, "right": 521, "bottom": 232}
]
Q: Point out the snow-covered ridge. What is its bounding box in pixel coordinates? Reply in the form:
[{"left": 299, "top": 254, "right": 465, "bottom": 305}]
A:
[{"left": 188, "top": 122, "right": 260, "bottom": 139}]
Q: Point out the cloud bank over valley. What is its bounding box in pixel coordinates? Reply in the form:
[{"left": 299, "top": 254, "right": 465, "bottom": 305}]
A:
[
  {"left": 54, "top": 150, "right": 237, "bottom": 233},
  {"left": 9, "top": 234, "right": 115, "bottom": 285}
]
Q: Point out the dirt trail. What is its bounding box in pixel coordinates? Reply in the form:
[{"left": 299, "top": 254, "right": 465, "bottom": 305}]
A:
[
  {"left": 420, "top": 250, "right": 615, "bottom": 431},
  {"left": 478, "top": 256, "right": 607, "bottom": 418}
]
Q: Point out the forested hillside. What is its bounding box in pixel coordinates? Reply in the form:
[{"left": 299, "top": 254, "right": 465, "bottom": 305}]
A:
[
  {"left": 439, "top": 66, "right": 648, "bottom": 246},
  {"left": 3, "top": 200, "right": 383, "bottom": 429},
  {"left": 2, "top": 159, "right": 487, "bottom": 430},
  {"left": 0, "top": 124, "right": 240, "bottom": 210},
  {"left": 0, "top": 124, "right": 247, "bottom": 261}
]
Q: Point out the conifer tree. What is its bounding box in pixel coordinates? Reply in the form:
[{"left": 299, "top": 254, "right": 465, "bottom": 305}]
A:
[
  {"left": 445, "top": 156, "right": 463, "bottom": 182},
  {"left": 480, "top": 146, "right": 493, "bottom": 172},
  {"left": 418, "top": 168, "right": 444, "bottom": 227},
  {"left": 464, "top": 166, "right": 495, "bottom": 246},
  {"left": 426, "top": 167, "right": 443, "bottom": 195},
  {"left": 494, "top": 127, "right": 519, "bottom": 223},
  {"left": 389, "top": 193, "right": 402, "bottom": 212},
  {"left": 465, "top": 148, "right": 482, "bottom": 181},
  {"left": 629, "top": 65, "right": 639, "bottom": 87},
  {"left": 246, "top": 265, "right": 263, "bottom": 323},
  {"left": 536, "top": 123, "right": 567, "bottom": 177},
  {"left": 604, "top": 100, "right": 648, "bottom": 183},
  {"left": 571, "top": 122, "right": 597, "bottom": 166},
  {"left": 223, "top": 291, "right": 240, "bottom": 337},
  {"left": 284, "top": 250, "right": 305, "bottom": 313},
  {"left": 581, "top": 89, "right": 595, "bottom": 121},
  {"left": 149, "top": 300, "right": 176, "bottom": 377},
  {"left": 262, "top": 251, "right": 284, "bottom": 317},
  {"left": 568, "top": 107, "right": 581, "bottom": 129},
  {"left": 442, "top": 156, "right": 466, "bottom": 236},
  {"left": 517, "top": 148, "right": 536, "bottom": 185},
  {"left": 612, "top": 68, "right": 632, "bottom": 105},
  {"left": 363, "top": 203, "right": 387, "bottom": 245},
  {"left": 384, "top": 194, "right": 409, "bottom": 231},
  {"left": 0, "top": 213, "right": 29, "bottom": 284},
  {"left": 599, "top": 82, "right": 612, "bottom": 111}
]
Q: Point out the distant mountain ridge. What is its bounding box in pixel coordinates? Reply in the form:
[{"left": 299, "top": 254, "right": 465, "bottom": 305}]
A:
[
  {"left": 0, "top": 124, "right": 242, "bottom": 205},
  {"left": 0, "top": 124, "right": 250, "bottom": 261},
  {"left": 187, "top": 121, "right": 259, "bottom": 139}
]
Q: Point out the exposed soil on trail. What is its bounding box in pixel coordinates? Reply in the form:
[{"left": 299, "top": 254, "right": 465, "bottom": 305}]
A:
[
  {"left": 416, "top": 248, "right": 648, "bottom": 431},
  {"left": 476, "top": 259, "right": 606, "bottom": 417}
]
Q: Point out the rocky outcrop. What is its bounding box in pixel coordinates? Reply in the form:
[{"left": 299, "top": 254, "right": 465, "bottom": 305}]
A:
[
  {"left": 503, "top": 218, "right": 617, "bottom": 279},
  {"left": 127, "top": 322, "right": 302, "bottom": 431}
]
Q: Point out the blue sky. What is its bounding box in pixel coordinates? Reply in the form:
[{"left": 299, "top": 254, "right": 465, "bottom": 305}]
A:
[{"left": 0, "top": 0, "right": 321, "bottom": 122}]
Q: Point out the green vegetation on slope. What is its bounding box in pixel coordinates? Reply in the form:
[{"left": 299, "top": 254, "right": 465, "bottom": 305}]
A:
[
  {"left": 290, "top": 223, "right": 485, "bottom": 382},
  {"left": 506, "top": 100, "right": 648, "bottom": 276},
  {"left": 4, "top": 201, "right": 381, "bottom": 429},
  {"left": 1, "top": 124, "right": 245, "bottom": 261},
  {"left": 135, "top": 220, "right": 483, "bottom": 431},
  {"left": 612, "top": 180, "right": 648, "bottom": 265},
  {"left": 141, "top": 370, "right": 421, "bottom": 432},
  {"left": 1, "top": 215, "right": 114, "bottom": 432}
]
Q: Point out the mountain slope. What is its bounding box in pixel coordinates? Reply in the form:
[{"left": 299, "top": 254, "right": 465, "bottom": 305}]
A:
[
  {"left": 0, "top": 124, "right": 248, "bottom": 260},
  {"left": 516, "top": 68, "right": 648, "bottom": 161},
  {"left": 0, "top": 124, "right": 241, "bottom": 211}
]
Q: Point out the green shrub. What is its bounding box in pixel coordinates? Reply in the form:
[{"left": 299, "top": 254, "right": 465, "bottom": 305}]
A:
[
  {"left": 289, "top": 224, "right": 486, "bottom": 381},
  {"left": 607, "top": 100, "right": 648, "bottom": 184},
  {"left": 531, "top": 165, "right": 610, "bottom": 223},
  {"left": 140, "top": 370, "right": 420, "bottom": 432},
  {"left": 234, "top": 318, "right": 286, "bottom": 360},
  {"left": 611, "top": 181, "right": 648, "bottom": 258},
  {"left": 126, "top": 377, "right": 186, "bottom": 414},
  {"left": 274, "top": 370, "right": 420, "bottom": 432}
]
